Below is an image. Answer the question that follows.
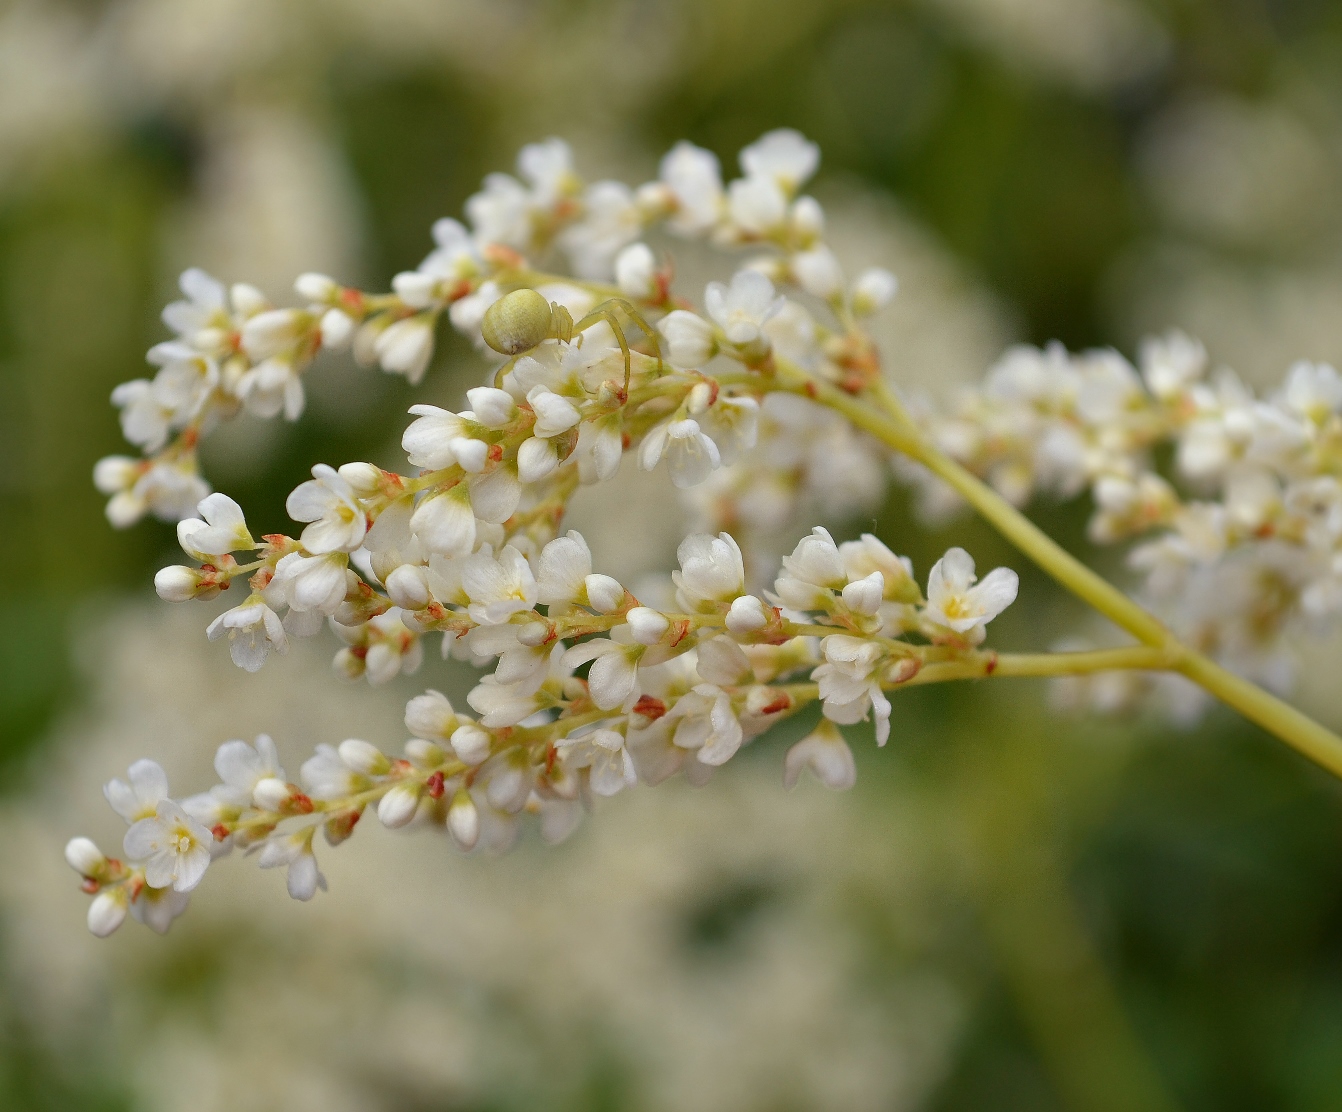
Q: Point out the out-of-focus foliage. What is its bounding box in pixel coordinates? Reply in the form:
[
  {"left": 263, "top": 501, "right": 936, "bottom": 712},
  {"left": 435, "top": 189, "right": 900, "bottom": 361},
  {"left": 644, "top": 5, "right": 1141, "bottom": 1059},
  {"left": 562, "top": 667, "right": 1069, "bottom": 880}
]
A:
[{"left": 4, "top": 0, "right": 1342, "bottom": 1109}]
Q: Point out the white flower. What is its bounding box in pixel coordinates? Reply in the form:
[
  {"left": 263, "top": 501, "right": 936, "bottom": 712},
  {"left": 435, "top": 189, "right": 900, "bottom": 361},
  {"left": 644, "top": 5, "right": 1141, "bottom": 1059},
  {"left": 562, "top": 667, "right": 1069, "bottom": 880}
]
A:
[
  {"left": 615, "top": 242, "right": 657, "bottom": 299},
  {"left": 65, "top": 837, "right": 107, "bottom": 878},
  {"left": 659, "top": 141, "right": 724, "bottom": 235},
  {"left": 451, "top": 723, "right": 494, "bottom": 765},
  {"left": 258, "top": 828, "right": 326, "bottom": 901},
  {"left": 421, "top": 217, "right": 482, "bottom": 282},
  {"left": 562, "top": 637, "right": 644, "bottom": 710},
  {"left": 839, "top": 534, "right": 916, "bottom": 600},
  {"left": 462, "top": 545, "right": 538, "bottom": 625},
  {"left": 211, "top": 734, "right": 286, "bottom": 808},
  {"left": 673, "top": 531, "right": 746, "bottom": 612},
  {"left": 813, "top": 635, "right": 893, "bottom": 746},
  {"left": 518, "top": 136, "right": 577, "bottom": 204},
  {"left": 206, "top": 596, "right": 289, "bottom": 672},
  {"left": 666, "top": 684, "right": 743, "bottom": 765},
  {"left": 162, "top": 267, "right": 229, "bottom": 351},
  {"left": 286, "top": 464, "right": 368, "bottom": 553},
  {"left": 517, "top": 436, "right": 559, "bottom": 483},
  {"left": 409, "top": 484, "right": 476, "bottom": 557},
  {"left": 466, "top": 173, "right": 532, "bottom": 248},
  {"left": 562, "top": 180, "right": 643, "bottom": 279},
  {"left": 536, "top": 530, "right": 593, "bottom": 609},
  {"left": 321, "top": 308, "right": 355, "bottom": 348},
  {"left": 739, "top": 128, "right": 820, "bottom": 193},
  {"left": 656, "top": 310, "right": 716, "bottom": 369},
  {"left": 466, "top": 386, "right": 517, "bottom": 429},
  {"left": 639, "top": 417, "right": 721, "bottom": 488},
  {"left": 726, "top": 175, "right": 787, "bottom": 236},
  {"left": 176, "top": 492, "right": 254, "bottom": 558},
  {"left": 1139, "top": 330, "right": 1205, "bottom": 400},
  {"left": 698, "top": 396, "right": 760, "bottom": 464},
  {"left": 448, "top": 789, "right": 480, "bottom": 850},
  {"left": 923, "top": 548, "right": 1019, "bottom": 634},
  {"left": 783, "top": 719, "right": 857, "bottom": 790},
  {"left": 124, "top": 880, "right": 190, "bottom": 934},
  {"left": 375, "top": 315, "right": 436, "bottom": 384},
  {"left": 403, "top": 404, "right": 472, "bottom": 470},
  {"left": 301, "top": 744, "right": 370, "bottom": 801},
  {"left": 558, "top": 728, "right": 637, "bottom": 796},
  {"left": 704, "top": 270, "right": 784, "bottom": 347},
  {"left": 773, "top": 526, "right": 847, "bottom": 611},
  {"left": 1281, "top": 361, "right": 1342, "bottom": 425},
  {"left": 841, "top": 572, "right": 885, "bottom": 616},
  {"left": 575, "top": 413, "right": 623, "bottom": 484},
  {"left": 124, "top": 800, "right": 213, "bottom": 892},
  {"left": 272, "top": 551, "right": 349, "bottom": 615},
  {"left": 527, "top": 385, "right": 581, "bottom": 438},
  {"left": 627, "top": 606, "right": 671, "bottom": 644},
  {"left": 237, "top": 356, "right": 305, "bottom": 420},
  {"left": 104, "top": 759, "right": 170, "bottom": 824}
]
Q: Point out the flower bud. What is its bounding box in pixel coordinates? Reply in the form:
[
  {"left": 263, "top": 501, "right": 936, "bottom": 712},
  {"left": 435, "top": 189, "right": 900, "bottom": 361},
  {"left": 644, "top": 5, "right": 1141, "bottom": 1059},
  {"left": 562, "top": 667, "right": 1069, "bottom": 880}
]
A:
[
  {"left": 386, "top": 564, "right": 431, "bottom": 610},
  {"left": 792, "top": 245, "right": 843, "bottom": 301},
  {"left": 852, "top": 268, "right": 897, "bottom": 316},
  {"left": 448, "top": 789, "right": 480, "bottom": 850},
  {"left": 450, "top": 437, "right": 489, "bottom": 473},
  {"left": 295, "top": 272, "right": 338, "bottom": 303},
  {"left": 725, "top": 594, "right": 769, "bottom": 633},
  {"left": 451, "top": 724, "right": 493, "bottom": 766},
  {"left": 154, "top": 565, "right": 211, "bottom": 603},
  {"left": 377, "top": 783, "right": 421, "bottom": 829},
  {"left": 466, "top": 387, "right": 518, "bottom": 429},
  {"left": 405, "top": 690, "right": 458, "bottom": 740},
  {"left": 841, "top": 571, "right": 884, "bottom": 617},
  {"left": 516, "top": 621, "right": 551, "bottom": 648},
  {"left": 656, "top": 310, "right": 715, "bottom": 370},
  {"left": 320, "top": 308, "right": 355, "bottom": 349},
  {"left": 404, "top": 738, "right": 446, "bottom": 769},
  {"left": 333, "top": 647, "right": 366, "bottom": 681},
  {"left": 336, "top": 462, "right": 383, "bottom": 496},
  {"left": 626, "top": 606, "right": 670, "bottom": 645},
  {"left": 338, "top": 739, "right": 391, "bottom": 776},
  {"left": 584, "top": 574, "right": 626, "bottom": 615},
  {"left": 65, "top": 837, "right": 106, "bottom": 879},
  {"left": 87, "top": 888, "right": 129, "bottom": 938},
  {"left": 783, "top": 719, "right": 856, "bottom": 791},
  {"left": 392, "top": 270, "right": 439, "bottom": 309},
  {"left": 230, "top": 282, "right": 269, "bottom": 316},
  {"left": 517, "top": 436, "right": 559, "bottom": 484},
  {"left": 615, "top": 243, "right": 657, "bottom": 300},
  {"left": 252, "top": 777, "right": 294, "bottom": 811},
  {"left": 790, "top": 195, "right": 825, "bottom": 242},
  {"left": 93, "top": 455, "right": 138, "bottom": 494},
  {"left": 481, "top": 288, "right": 552, "bottom": 356},
  {"left": 686, "top": 381, "right": 713, "bottom": 415}
]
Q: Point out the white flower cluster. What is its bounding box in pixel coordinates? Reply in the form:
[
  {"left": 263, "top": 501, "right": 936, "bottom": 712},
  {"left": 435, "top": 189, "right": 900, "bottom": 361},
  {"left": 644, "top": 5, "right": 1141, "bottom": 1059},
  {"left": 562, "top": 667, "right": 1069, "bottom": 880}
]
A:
[
  {"left": 70, "top": 521, "right": 1016, "bottom": 936},
  {"left": 904, "top": 334, "right": 1342, "bottom": 707}
]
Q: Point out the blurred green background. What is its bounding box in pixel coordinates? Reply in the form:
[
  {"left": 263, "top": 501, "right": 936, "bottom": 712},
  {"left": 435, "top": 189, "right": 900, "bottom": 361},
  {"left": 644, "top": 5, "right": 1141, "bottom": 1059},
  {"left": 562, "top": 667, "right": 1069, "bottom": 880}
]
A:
[{"left": 4, "top": 0, "right": 1342, "bottom": 1109}]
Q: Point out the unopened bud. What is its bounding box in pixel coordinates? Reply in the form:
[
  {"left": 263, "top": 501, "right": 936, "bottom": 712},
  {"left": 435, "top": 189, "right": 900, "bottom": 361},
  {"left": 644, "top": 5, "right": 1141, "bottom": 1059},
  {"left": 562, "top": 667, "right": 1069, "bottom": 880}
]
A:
[
  {"left": 392, "top": 270, "right": 439, "bottom": 309},
  {"left": 230, "top": 282, "right": 268, "bottom": 317},
  {"left": 87, "top": 888, "right": 129, "bottom": 937},
  {"left": 405, "top": 690, "right": 458, "bottom": 741},
  {"left": 790, "top": 195, "right": 825, "bottom": 242},
  {"left": 386, "top": 564, "right": 431, "bottom": 610},
  {"left": 251, "top": 777, "right": 294, "bottom": 811},
  {"left": 626, "top": 607, "right": 670, "bottom": 645},
  {"left": 851, "top": 268, "right": 897, "bottom": 316},
  {"left": 65, "top": 837, "right": 107, "bottom": 879},
  {"left": 448, "top": 789, "right": 480, "bottom": 850},
  {"left": 841, "top": 572, "right": 884, "bottom": 617},
  {"left": 404, "top": 738, "right": 446, "bottom": 769},
  {"left": 615, "top": 243, "right": 657, "bottom": 300},
  {"left": 377, "top": 783, "right": 421, "bottom": 829},
  {"left": 465, "top": 387, "right": 518, "bottom": 429},
  {"left": 792, "top": 245, "right": 843, "bottom": 301},
  {"left": 154, "top": 565, "right": 212, "bottom": 603},
  {"left": 584, "top": 574, "right": 626, "bottom": 615},
  {"left": 450, "top": 724, "right": 493, "bottom": 766},
  {"left": 725, "top": 594, "right": 769, "bottom": 633},
  {"left": 320, "top": 308, "right": 355, "bottom": 349},
  {"left": 338, "top": 739, "right": 391, "bottom": 776},
  {"left": 295, "top": 272, "right": 339, "bottom": 303}
]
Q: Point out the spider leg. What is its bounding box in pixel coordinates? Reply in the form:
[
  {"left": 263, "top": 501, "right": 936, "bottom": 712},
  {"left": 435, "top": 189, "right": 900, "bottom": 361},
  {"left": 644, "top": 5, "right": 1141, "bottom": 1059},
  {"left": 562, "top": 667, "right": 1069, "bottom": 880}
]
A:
[{"left": 573, "top": 304, "right": 634, "bottom": 393}]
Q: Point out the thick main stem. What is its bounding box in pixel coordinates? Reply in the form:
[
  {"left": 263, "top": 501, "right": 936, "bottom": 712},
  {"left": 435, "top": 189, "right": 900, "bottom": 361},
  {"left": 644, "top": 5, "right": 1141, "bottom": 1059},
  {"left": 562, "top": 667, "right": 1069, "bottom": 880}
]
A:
[{"left": 777, "top": 365, "right": 1342, "bottom": 780}]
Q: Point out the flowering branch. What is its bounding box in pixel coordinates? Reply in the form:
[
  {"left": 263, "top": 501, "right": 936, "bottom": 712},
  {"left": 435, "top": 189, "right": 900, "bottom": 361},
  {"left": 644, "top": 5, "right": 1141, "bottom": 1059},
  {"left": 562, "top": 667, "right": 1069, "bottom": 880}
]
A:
[{"left": 68, "top": 127, "right": 1342, "bottom": 936}]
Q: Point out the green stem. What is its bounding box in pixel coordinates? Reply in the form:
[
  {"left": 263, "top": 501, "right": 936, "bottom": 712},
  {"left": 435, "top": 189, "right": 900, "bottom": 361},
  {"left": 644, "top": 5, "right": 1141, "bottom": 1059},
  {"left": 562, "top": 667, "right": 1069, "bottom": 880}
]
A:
[{"left": 771, "top": 362, "right": 1342, "bottom": 780}]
